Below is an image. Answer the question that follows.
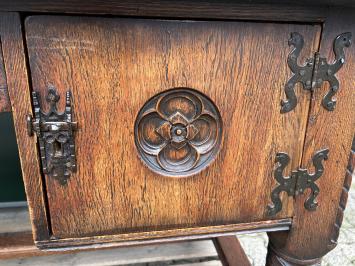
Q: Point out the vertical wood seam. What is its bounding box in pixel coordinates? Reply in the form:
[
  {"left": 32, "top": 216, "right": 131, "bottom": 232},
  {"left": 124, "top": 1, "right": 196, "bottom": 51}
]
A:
[
  {"left": 297, "top": 26, "right": 323, "bottom": 169},
  {"left": 0, "top": 38, "right": 11, "bottom": 112},
  {"left": 21, "top": 13, "right": 55, "bottom": 239},
  {"left": 0, "top": 12, "right": 50, "bottom": 241}
]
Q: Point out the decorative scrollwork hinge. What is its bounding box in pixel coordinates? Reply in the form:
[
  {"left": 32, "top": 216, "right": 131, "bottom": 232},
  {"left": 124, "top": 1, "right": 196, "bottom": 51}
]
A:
[
  {"left": 267, "top": 149, "right": 329, "bottom": 216},
  {"left": 281, "top": 32, "right": 352, "bottom": 113},
  {"left": 27, "top": 86, "right": 77, "bottom": 185}
]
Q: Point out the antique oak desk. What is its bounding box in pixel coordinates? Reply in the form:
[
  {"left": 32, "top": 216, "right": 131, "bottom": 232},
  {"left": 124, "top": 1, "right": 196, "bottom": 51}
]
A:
[{"left": 0, "top": 1, "right": 354, "bottom": 265}]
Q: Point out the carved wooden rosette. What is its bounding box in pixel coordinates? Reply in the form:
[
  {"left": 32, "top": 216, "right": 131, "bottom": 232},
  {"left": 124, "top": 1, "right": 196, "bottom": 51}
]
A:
[{"left": 134, "top": 88, "right": 222, "bottom": 177}]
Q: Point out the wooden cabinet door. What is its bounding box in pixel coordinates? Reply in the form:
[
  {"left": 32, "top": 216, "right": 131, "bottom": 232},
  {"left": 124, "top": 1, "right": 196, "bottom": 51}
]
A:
[{"left": 24, "top": 16, "right": 321, "bottom": 246}]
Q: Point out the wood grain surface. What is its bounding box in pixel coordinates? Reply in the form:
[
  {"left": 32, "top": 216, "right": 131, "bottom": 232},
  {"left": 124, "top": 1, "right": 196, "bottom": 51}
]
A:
[
  {"left": 24, "top": 16, "right": 321, "bottom": 241},
  {"left": 0, "top": 39, "right": 10, "bottom": 112},
  {"left": 267, "top": 9, "right": 355, "bottom": 262},
  {"left": 0, "top": 12, "right": 50, "bottom": 241},
  {"left": 0, "top": 0, "right": 332, "bottom": 23}
]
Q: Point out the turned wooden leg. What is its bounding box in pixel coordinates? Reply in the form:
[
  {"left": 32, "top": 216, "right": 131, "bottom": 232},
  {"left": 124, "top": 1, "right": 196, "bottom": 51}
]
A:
[
  {"left": 265, "top": 242, "right": 322, "bottom": 266},
  {"left": 212, "top": 236, "right": 251, "bottom": 266}
]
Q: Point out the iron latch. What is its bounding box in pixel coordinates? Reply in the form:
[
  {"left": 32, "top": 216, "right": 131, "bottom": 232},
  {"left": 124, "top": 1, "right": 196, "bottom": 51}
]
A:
[
  {"left": 281, "top": 32, "right": 352, "bottom": 113},
  {"left": 27, "top": 86, "right": 77, "bottom": 185},
  {"left": 267, "top": 149, "right": 329, "bottom": 216}
]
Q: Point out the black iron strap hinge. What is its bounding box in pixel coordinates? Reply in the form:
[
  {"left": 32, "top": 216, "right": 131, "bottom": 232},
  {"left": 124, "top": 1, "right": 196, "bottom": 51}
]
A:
[
  {"left": 27, "top": 86, "right": 77, "bottom": 186},
  {"left": 267, "top": 149, "right": 329, "bottom": 216},
  {"left": 281, "top": 32, "right": 352, "bottom": 113}
]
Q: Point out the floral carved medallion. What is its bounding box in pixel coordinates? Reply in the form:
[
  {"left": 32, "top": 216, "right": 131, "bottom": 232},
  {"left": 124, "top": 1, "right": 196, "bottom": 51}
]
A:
[{"left": 134, "top": 88, "right": 222, "bottom": 177}]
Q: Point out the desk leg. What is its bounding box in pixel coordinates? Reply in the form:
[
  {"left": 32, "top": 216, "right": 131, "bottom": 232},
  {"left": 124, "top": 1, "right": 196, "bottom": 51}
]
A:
[
  {"left": 265, "top": 239, "right": 322, "bottom": 266},
  {"left": 212, "top": 236, "right": 251, "bottom": 266}
]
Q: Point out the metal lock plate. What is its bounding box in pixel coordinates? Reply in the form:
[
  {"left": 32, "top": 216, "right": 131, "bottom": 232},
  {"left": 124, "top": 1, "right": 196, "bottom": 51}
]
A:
[{"left": 27, "top": 86, "right": 77, "bottom": 185}]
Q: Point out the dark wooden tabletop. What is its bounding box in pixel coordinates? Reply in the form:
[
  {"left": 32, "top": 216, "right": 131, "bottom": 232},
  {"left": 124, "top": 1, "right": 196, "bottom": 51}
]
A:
[{"left": 1, "top": 0, "right": 354, "bottom": 23}]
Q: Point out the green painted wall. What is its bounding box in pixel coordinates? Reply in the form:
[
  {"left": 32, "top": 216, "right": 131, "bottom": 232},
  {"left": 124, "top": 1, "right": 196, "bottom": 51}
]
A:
[{"left": 0, "top": 113, "right": 26, "bottom": 202}]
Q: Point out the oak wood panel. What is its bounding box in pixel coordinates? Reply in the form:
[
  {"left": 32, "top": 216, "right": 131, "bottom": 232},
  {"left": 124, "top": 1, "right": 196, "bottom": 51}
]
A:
[
  {"left": 0, "top": 39, "right": 10, "bottom": 112},
  {"left": 213, "top": 236, "right": 251, "bottom": 266},
  {"left": 0, "top": 1, "right": 332, "bottom": 23},
  {"left": 0, "top": 12, "right": 50, "bottom": 241},
  {"left": 25, "top": 16, "right": 320, "bottom": 240},
  {"left": 268, "top": 9, "right": 355, "bottom": 261}
]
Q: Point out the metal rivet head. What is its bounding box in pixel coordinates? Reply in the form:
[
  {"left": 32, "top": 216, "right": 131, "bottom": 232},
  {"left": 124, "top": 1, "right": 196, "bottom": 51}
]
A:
[
  {"left": 331, "top": 86, "right": 338, "bottom": 92},
  {"left": 26, "top": 115, "right": 34, "bottom": 136}
]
